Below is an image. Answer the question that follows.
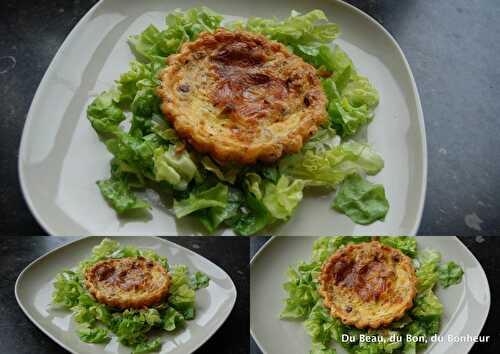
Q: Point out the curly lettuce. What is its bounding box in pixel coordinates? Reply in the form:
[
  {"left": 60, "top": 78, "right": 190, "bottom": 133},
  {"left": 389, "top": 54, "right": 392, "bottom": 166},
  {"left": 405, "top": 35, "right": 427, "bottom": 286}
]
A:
[
  {"left": 280, "top": 237, "right": 464, "bottom": 354},
  {"left": 129, "top": 7, "right": 223, "bottom": 63},
  {"left": 97, "top": 177, "right": 150, "bottom": 214},
  {"left": 52, "top": 239, "right": 209, "bottom": 354},
  {"left": 173, "top": 182, "right": 229, "bottom": 218},
  {"left": 238, "top": 10, "right": 339, "bottom": 47},
  {"left": 279, "top": 140, "right": 384, "bottom": 187},
  {"left": 438, "top": 261, "right": 464, "bottom": 288}
]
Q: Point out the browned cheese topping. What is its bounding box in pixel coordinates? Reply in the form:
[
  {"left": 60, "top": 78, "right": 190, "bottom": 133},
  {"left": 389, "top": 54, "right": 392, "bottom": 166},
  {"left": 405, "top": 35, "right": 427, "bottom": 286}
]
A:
[
  {"left": 157, "top": 29, "right": 327, "bottom": 164},
  {"left": 319, "top": 241, "right": 417, "bottom": 329}
]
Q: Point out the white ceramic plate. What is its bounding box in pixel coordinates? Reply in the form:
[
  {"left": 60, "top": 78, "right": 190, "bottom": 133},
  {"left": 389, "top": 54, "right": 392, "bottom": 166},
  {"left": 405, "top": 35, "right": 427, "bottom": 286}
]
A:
[
  {"left": 250, "top": 237, "right": 490, "bottom": 354},
  {"left": 18, "top": 0, "right": 426, "bottom": 235},
  {"left": 15, "top": 236, "right": 237, "bottom": 354}
]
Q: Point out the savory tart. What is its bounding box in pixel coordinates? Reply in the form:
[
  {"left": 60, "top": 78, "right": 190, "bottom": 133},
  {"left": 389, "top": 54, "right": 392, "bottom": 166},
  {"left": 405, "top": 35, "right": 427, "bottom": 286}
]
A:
[
  {"left": 318, "top": 241, "right": 416, "bottom": 329},
  {"left": 157, "top": 28, "right": 327, "bottom": 165},
  {"left": 84, "top": 256, "right": 170, "bottom": 309}
]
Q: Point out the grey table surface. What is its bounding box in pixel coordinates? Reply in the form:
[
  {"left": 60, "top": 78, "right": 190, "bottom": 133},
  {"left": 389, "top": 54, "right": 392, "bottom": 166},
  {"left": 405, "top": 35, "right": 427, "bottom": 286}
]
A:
[
  {"left": 250, "top": 236, "right": 500, "bottom": 354},
  {"left": 0, "top": 236, "right": 249, "bottom": 354}
]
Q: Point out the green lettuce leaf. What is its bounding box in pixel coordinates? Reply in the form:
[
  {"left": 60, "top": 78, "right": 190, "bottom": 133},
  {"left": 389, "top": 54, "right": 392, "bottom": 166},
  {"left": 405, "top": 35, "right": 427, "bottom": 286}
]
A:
[
  {"left": 131, "top": 88, "right": 160, "bottom": 119},
  {"left": 153, "top": 145, "right": 198, "bottom": 191},
  {"left": 87, "top": 91, "right": 126, "bottom": 135},
  {"left": 343, "top": 73, "right": 379, "bottom": 109},
  {"left": 412, "top": 290, "right": 443, "bottom": 319},
  {"left": 78, "top": 238, "right": 121, "bottom": 268},
  {"left": 260, "top": 166, "right": 280, "bottom": 183},
  {"left": 302, "top": 126, "right": 339, "bottom": 153},
  {"left": 173, "top": 183, "right": 228, "bottom": 218},
  {"left": 132, "top": 339, "right": 162, "bottom": 354},
  {"left": 405, "top": 319, "right": 436, "bottom": 350},
  {"left": 52, "top": 270, "right": 85, "bottom": 309},
  {"left": 162, "top": 307, "right": 185, "bottom": 331},
  {"left": 332, "top": 174, "right": 389, "bottom": 225},
  {"left": 280, "top": 263, "right": 321, "bottom": 320},
  {"left": 197, "top": 188, "right": 242, "bottom": 233},
  {"left": 191, "top": 271, "right": 210, "bottom": 289},
  {"left": 262, "top": 176, "right": 305, "bottom": 220},
  {"left": 129, "top": 7, "right": 222, "bottom": 63},
  {"left": 244, "top": 172, "right": 264, "bottom": 200},
  {"left": 168, "top": 265, "right": 196, "bottom": 318},
  {"left": 72, "top": 297, "right": 111, "bottom": 326},
  {"left": 151, "top": 120, "right": 179, "bottom": 144},
  {"left": 304, "top": 302, "right": 334, "bottom": 347},
  {"left": 128, "top": 24, "right": 168, "bottom": 63},
  {"left": 327, "top": 96, "right": 374, "bottom": 139},
  {"left": 312, "top": 236, "right": 373, "bottom": 264},
  {"left": 319, "top": 45, "right": 378, "bottom": 138},
  {"left": 97, "top": 177, "right": 150, "bottom": 214},
  {"left": 240, "top": 10, "right": 339, "bottom": 47},
  {"left": 166, "top": 7, "right": 223, "bottom": 40},
  {"left": 379, "top": 237, "right": 417, "bottom": 258},
  {"left": 279, "top": 140, "right": 384, "bottom": 187},
  {"left": 200, "top": 156, "right": 241, "bottom": 184},
  {"left": 416, "top": 250, "right": 441, "bottom": 292},
  {"left": 115, "top": 60, "right": 163, "bottom": 107},
  {"left": 229, "top": 193, "right": 272, "bottom": 236},
  {"left": 310, "top": 343, "right": 336, "bottom": 354},
  {"left": 105, "top": 132, "right": 162, "bottom": 181},
  {"left": 438, "top": 261, "right": 464, "bottom": 288},
  {"left": 77, "top": 325, "right": 110, "bottom": 343}
]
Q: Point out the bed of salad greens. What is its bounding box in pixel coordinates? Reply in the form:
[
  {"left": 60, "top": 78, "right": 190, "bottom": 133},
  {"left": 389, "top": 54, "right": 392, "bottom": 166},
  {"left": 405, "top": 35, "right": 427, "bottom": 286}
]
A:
[
  {"left": 87, "top": 7, "right": 388, "bottom": 235},
  {"left": 52, "top": 239, "right": 209, "bottom": 354},
  {"left": 280, "top": 236, "right": 464, "bottom": 354}
]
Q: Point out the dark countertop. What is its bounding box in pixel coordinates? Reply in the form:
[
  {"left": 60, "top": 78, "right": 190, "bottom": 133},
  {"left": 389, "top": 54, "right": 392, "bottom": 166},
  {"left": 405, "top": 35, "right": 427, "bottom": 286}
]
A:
[
  {"left": 250, "top": 236, "right": 500, "bottom": 354},
  {"left": 0, "top": 0, "right": 500, "bottom": 235},
  {"left": 0, "top": 236, "right": 249, "bottom": 354}
]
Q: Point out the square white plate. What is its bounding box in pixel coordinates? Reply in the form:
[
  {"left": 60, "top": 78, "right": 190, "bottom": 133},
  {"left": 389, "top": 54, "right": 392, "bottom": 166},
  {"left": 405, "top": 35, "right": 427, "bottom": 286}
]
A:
[
  {"left": 250, "top": 237, "right": 490, "bottom": 354},
  {"left": 15, "top": 236, "right": 237, "bottom": 354},
  {"left": 18, "top": 0, "right": 426, "bottom": 235}
]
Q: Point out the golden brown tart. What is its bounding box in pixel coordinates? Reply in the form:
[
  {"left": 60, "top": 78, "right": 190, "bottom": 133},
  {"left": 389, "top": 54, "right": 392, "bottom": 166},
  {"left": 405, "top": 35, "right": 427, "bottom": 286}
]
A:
[
  {"left": 157, "top": 28, "right": 327, "bottom": 165},
  {"left": 319, "top": 241, "right": 416, "bottom": 329},
  {"left": 84, "top": 256, "right": 170, "bottom": 309}
]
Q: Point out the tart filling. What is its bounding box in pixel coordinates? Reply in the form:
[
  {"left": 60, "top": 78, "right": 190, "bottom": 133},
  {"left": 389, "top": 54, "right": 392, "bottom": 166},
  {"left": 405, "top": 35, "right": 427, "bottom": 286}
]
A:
[
  {"left": 157, "top": 28, "right": 327, "bottom": 164},
  {"left": 319, "top": 241, "right": 416, "bottom": 329}
]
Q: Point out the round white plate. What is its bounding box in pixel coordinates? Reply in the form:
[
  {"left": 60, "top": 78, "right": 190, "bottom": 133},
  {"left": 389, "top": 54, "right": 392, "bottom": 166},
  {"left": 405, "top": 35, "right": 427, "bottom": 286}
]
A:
[
  {"left": 18, "top": 0, "right": 426, "bottom": 235},
  {"left": 15, "top": 236, "right": 237, "bottom": 354},
  {"left": 250, "top": 236, "right": 490, "bottom": 354}
]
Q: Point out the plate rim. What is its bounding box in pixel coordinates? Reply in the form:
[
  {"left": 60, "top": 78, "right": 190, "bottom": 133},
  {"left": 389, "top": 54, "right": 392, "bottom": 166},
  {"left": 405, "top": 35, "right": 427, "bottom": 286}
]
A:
[
  {"left": 250, "top": 236, "right": 491, "bottom": 354},
  {"left": 14, "top": 235, "right": 238, "bottom": 354},
  {"left": 17, "top": 0, "right": 427, "bottom": 236},
  {"left": 17, "top": 0, "right": 103, "bottom": 236}
]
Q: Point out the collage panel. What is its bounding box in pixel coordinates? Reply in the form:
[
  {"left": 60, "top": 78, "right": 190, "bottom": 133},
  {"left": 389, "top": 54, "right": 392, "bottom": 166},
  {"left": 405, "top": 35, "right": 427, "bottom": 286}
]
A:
[
  {"left": 0, "top": 236, "right": 249, "bottom": 354},
  {"left": 3, "top": 0, "right": 494, "bottom": 237},
  {"left": 250, "top": 236, "right": 498, "bottom": 354}
]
